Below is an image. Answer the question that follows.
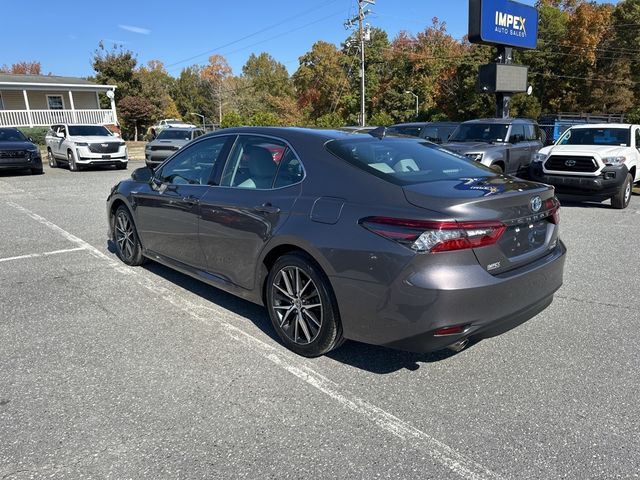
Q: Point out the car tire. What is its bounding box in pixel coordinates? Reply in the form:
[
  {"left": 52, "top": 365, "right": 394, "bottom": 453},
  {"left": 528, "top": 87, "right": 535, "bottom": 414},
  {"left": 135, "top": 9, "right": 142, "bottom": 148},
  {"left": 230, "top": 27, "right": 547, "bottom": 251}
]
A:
[
  {"left": 490, "top": 163, "right": 504, "bottom": 173},
  {"left": 266, "top": 253, "right": 344, "bottom": 357},
  {"left": 611, "top": 173, "right": 633, "bottom": 209},
  {"left": 47, "top": 148, "right": 57, "bottom": 168},
  {"left": 113, "top": 205, "right": 145, "bottom": 266},
  {"left": 67, "top": 150, "right": 80, "bottom": 172}
]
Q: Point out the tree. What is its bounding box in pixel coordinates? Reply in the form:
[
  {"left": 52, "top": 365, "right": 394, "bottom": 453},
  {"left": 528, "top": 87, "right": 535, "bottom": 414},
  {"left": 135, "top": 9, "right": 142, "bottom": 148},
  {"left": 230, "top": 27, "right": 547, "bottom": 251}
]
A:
[
  {"left": 293, "top": 41, "right": 349, "bottom": 121},
  {"left": 0, "top": 61, "right": 42, "bottom": 75},
  {"left": 220, "top": 111, "right": 243, "bottom": 128},
  {"left": 118, "top": 96, "right": 155, "bottom": 141},
  {"left": 201, "top": 54, "right": 232, "bottom": 125},
  {"left": 91, "top": 42, "right": 140, "bottom": 104},
  {"left": 242, "top": 52, "right": 294, "bottom": 107},
  {"left": 173, "top": 66, "right": 214, "bottom": 123},
  {"left": 248, "top": 111, "right": 279, "bottom": 126},
  {"left": 136, "top": 60, "right": 177, "bottom": 122}
]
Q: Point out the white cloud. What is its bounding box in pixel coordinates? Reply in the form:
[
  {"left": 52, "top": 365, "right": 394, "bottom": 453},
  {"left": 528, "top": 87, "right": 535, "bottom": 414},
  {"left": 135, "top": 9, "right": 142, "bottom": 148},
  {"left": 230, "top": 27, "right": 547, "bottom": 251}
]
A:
[{"left": 118, "top": 24, "right": 151, "bottom": 35}]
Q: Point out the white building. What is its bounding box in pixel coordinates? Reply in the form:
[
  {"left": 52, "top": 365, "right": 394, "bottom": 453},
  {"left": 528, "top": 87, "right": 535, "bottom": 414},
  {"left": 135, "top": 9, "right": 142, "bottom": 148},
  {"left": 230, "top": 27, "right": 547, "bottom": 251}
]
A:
[{"left": 0, "top": 74, "right": 118, "bottom": 128}]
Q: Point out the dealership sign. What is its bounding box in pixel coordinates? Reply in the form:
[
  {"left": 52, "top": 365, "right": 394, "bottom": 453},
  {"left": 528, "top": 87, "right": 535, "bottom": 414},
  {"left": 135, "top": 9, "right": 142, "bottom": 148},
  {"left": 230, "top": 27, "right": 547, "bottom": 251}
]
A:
[{"left": 469, "top": 0, "right": 539, "bottom": 49}]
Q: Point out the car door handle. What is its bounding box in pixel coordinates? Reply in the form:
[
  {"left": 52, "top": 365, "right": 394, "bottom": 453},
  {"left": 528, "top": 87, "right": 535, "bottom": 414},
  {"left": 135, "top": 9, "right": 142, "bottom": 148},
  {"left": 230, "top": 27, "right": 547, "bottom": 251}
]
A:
[
  {"left": 182, "top": 195, "right": 200, "bottom": 205},
  {"left": 254, "top": 203, "right": 280, "bottom": 214}
]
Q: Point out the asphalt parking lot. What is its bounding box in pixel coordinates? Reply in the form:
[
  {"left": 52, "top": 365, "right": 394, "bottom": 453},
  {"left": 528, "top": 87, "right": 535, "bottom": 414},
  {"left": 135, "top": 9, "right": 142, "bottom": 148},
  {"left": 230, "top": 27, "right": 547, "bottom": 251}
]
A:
[{"left": 1, "top": 161, "right": 639, "bottom": 479}]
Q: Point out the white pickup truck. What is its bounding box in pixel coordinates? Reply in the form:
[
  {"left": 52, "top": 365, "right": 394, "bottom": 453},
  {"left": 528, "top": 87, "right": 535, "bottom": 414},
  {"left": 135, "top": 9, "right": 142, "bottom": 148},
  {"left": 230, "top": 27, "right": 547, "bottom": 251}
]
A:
[
  {"left": 530, "top": 123, "right": 640, "bottom": 209},
  {"left": 45, "top": 124, "right": 128, "bottom": 172}
]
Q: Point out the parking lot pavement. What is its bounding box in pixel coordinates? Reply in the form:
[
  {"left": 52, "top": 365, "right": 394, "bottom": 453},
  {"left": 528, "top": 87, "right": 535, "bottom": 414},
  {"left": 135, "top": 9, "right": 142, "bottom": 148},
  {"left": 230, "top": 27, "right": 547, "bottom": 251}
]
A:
[{"left": 1, "top": 163, "right": 639, "bottom": 479}]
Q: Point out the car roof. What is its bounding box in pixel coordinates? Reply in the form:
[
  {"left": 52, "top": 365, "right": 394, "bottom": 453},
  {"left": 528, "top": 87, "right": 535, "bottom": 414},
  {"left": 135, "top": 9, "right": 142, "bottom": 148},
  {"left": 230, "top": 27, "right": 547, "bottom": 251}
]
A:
[
  {"left": 205, "top": 126, "right": 363, "bottom": 142},
  {"left": 569, "top": 123, "right": 633, "bottom": 129},
  {"left": 390, "top": 122, "right": 459, "bottom": 127},
  {"left": 461, "top": 118, "right": 535, "bottom": 124}
]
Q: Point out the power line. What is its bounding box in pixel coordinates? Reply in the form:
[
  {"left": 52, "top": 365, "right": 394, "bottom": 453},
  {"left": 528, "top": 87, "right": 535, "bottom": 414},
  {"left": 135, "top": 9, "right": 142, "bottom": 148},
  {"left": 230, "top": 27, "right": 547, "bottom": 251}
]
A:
[{"left": 165, "top": 0, "right": 342, "bottom": 69}]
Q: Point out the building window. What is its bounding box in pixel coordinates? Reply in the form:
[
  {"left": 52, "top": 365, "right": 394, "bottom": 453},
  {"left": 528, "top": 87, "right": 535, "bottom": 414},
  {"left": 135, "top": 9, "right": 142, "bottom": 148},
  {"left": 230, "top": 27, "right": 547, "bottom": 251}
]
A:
[
  {"left": 47, "top": 95, "right": 64, "bottom": 110},
  {"left": 0, "top": 93, "right": 4, "bottom": 110}
]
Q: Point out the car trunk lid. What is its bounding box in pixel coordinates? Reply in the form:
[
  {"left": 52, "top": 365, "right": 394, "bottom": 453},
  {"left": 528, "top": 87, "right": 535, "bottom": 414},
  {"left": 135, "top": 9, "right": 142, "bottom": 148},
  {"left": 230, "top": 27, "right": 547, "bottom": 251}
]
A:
[{"left": 403, "top": 176, "right": 560, "bottom": 274}]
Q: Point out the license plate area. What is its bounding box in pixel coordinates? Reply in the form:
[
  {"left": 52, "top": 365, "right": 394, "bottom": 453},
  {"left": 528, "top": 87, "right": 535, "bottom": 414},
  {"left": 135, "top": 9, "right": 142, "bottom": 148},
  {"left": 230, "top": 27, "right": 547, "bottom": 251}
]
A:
[{"left": 102, "top": 155, "right": 111, "bottom": 159}]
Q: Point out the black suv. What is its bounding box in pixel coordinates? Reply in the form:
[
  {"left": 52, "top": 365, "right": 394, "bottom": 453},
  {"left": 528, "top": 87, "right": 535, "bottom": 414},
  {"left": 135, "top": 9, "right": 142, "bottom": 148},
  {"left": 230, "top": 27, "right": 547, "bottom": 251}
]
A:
[
  {"left": 387, "top": 122, "right": 460, "bottom": 144},
  {"left": 0, "top": 127, "right": 43, "bottom": 175}
]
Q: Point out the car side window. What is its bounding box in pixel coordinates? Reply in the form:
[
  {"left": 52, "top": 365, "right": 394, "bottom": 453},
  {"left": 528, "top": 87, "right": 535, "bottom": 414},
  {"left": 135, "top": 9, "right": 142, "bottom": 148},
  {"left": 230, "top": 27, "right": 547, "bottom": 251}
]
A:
[
  {"left": 220, "top": 136, "right": 300, "bottom": 189},
  {"left": 524, "top": 124, "right": 537, "bottom": 141},
  {"left": 157, "top": 137, "right": 228, "bottom": 186},
  {"left": 509, "top": 125, "right": 525, "bottom": 143},
  {"left": 635, "top": 129, "right": 640, "bottom": 150}
]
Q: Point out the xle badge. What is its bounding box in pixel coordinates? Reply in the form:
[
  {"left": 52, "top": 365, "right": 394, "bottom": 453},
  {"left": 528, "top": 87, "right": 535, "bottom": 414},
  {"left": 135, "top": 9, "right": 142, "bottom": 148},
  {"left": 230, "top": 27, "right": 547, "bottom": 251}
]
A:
[{"left": 487, "top": 261, "right": 501, "bottom": 271}]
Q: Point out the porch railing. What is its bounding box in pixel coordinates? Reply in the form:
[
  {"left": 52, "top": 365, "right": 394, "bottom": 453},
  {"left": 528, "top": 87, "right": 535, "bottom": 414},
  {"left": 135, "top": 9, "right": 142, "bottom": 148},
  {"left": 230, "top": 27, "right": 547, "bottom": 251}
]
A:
[{"left": 0, "top": 109, "right": 116, "bottom": 127}]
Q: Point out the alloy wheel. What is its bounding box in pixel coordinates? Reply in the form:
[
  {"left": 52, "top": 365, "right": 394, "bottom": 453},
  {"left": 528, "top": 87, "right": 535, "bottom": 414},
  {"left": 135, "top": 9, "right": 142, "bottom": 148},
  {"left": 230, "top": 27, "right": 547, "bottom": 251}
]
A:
[
  {"left": 271, "top": 266, "right": 323, "bottom": 345},
  {"left": 624, "top": 181, "right": 631, "bottom": 205},
  {"left": 115, "top": 210, "right": 136, "bottom": 262}
]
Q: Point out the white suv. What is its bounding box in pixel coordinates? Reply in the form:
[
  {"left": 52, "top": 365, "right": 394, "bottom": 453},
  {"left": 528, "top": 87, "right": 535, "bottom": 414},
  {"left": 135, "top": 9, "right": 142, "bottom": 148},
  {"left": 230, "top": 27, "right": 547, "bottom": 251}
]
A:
[
  {"left": 530, "top": 124, "right": 639, "bottom": 209},
  {"left": 45, "top": 124, "right": 128, "bottom": 172}
]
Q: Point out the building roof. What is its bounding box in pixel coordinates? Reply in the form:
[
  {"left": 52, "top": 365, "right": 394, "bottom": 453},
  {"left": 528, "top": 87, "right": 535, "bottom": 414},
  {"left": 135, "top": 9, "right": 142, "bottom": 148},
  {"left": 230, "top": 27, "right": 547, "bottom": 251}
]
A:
[{"left": 0, "top": 74, "right": 116, "bottom": 91}]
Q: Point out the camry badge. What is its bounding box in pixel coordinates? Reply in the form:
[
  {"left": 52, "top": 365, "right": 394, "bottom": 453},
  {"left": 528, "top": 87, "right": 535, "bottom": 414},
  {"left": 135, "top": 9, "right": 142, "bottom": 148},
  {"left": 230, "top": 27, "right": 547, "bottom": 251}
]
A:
[{"left": 530, "top": 195, "right": 542, "bottom": 213}]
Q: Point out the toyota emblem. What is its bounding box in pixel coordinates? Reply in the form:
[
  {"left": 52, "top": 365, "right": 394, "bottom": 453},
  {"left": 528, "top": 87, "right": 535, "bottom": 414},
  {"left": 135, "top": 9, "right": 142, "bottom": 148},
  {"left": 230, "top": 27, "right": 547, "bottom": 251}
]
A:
[
  {"left": 530, "top": 195, "right": 542, "bottom": 213},
  {"left": 564, "top": 159, "right": 576, "bottom": 167}
]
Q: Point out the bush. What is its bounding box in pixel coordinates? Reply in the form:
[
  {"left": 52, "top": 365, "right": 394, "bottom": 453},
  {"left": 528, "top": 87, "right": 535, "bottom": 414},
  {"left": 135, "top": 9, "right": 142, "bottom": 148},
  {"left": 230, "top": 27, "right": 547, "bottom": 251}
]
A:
[
  {"left": 248, "top": 111, "right": 279, "bottom": 126},
  {"left": 220, "top": 111, "right": 243, "bottom": 129},
  {"left": 18, "top": 127, "right": 48, "bottom": 145},
  {"left": 369, "top": 111, "right": 394, "bottom": 126},
  {"left": 315, "top": 112, "right": 344, "bottom": 128}
]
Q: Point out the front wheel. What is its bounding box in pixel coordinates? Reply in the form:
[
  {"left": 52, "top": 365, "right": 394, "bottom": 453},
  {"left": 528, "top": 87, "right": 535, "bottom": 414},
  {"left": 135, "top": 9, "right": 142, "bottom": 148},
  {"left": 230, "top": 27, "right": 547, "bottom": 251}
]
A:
[
  {"left": 113, "top": 206, "right": 145, "bottom": 266},
  {"left": 490, "top": 163, "right": 504, "bottom": 174},
  {"left": 47, "top": 148, "right": 57, "bottom": 168},
  {"left": 68, "top": 150, "right": 80, "bottom": 172},
  {"left": 611, "top": 173, "right": 632, "bottom": 209},
  {"left": 266, "top": 253, "right": 343, "bottom": 357}
]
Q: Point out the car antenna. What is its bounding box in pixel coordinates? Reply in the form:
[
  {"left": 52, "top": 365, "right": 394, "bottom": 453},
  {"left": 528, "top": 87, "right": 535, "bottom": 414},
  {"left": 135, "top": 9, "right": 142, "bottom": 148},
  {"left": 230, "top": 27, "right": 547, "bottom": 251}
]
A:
[{"left": 368, "top": 126, "right": 386, "bottom": 140}]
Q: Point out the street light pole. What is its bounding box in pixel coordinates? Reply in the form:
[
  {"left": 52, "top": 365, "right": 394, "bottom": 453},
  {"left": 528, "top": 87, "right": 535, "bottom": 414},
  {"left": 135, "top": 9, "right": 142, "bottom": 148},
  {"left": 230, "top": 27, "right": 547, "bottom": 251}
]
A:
[
  {"left": 405, "top": 91, "right": 419, "bottom": 117},
  {"left": 190, "top": 112, "right": 205, "bottom": 131}
]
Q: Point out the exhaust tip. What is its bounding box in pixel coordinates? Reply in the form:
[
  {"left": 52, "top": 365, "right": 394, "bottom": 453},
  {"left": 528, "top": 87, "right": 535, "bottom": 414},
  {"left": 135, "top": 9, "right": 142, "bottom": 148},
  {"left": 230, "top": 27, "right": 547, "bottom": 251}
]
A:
[{"left": 447, "top": 338, "right": 469, "bottom": 353}]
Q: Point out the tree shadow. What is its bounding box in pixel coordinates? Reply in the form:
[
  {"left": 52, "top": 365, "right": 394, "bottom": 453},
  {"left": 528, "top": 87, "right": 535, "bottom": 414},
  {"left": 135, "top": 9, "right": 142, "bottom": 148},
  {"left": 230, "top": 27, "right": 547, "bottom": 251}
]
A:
[{"left": 114, "top": 249, "right": 470, "bottom": 374}]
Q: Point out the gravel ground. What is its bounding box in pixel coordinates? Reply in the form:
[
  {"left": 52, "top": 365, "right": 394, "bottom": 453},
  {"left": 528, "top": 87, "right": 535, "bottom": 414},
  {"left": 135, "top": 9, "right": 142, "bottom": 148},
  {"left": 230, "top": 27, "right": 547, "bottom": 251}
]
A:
[{"left": 0, "top": 161, "right": 639, "bottom": 480}]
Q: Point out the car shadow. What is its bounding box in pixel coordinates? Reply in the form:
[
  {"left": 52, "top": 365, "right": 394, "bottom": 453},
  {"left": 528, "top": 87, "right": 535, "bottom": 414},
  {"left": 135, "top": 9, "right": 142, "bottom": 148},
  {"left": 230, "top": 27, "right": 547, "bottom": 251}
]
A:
[
  {"left": 0, "top": 168, "right": 39, "bottom": 177},
  {"left": 556, "top": 194, "right": 612, "bottom": 209},
  {"left": 107, "top": 241, "right": 469, "bottom": 374}
]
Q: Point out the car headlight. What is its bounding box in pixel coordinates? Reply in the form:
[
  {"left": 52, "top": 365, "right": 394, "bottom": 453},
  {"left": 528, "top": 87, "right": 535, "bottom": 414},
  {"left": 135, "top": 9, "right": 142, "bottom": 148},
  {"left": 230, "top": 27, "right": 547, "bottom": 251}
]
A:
[
  {"left": 75, "top": 142, "right": 88, "bottom": 147},
  {"left": 602, "top": 156, "right": 626, "bottom": 166},
  {"left": 533, "top": 153, "right": 548, "bottom": 163},
  {"left": 465, "top": 153, "right": 483, "bottom": 162}
]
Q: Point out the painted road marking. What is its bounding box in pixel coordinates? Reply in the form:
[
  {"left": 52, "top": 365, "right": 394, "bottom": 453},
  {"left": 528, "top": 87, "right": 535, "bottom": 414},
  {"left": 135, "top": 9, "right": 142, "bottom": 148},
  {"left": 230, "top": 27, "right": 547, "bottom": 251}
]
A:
[
  {"left": 5, "top": 201, "right": 503, "bottom": 480},
  {"left": 0, "top": 247, "right": 85, "bottom": 263}
]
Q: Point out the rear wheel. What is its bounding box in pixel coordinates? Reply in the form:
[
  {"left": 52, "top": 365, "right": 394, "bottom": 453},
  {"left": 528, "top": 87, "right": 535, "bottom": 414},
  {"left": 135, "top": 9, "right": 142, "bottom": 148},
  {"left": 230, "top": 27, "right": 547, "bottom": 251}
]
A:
[
  {"left": 611, "top": 173, "right": 632, "bottom": 209},
  {"left": 47, "top": 148, "right": 57, "bottom": 168},
  {"left": 490, "top": 163, "right": 504, "bottom": 174},
  {"left": 113, "top": 205, "right": 145, "bottom": 266},
  {"left": 266, "top": 253, "right": 343, "bottom": 357},
  {"left": 67, "top": 150, "right": 80, "bottom": 172}
]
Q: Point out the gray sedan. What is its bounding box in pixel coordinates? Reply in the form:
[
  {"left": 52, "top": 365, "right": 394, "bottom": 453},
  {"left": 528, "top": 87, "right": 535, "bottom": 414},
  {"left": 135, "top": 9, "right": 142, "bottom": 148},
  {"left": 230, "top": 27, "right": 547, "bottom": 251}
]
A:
[
  {"left": 145, "top": 127, "right": 205, "bottom": 167},
  {"left": 108, "top": 127, "right": 566, "bottom": 357}
]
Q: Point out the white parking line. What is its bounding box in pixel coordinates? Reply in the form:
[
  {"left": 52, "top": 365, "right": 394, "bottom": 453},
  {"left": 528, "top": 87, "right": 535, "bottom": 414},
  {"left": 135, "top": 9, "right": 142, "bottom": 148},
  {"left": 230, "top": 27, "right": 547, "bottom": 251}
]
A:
[
  {"left": 0, "top": 247, "right": 85, "bottom": 263},
  {"left": 5, "top": 200, "right": 503, "bottom": 480}
]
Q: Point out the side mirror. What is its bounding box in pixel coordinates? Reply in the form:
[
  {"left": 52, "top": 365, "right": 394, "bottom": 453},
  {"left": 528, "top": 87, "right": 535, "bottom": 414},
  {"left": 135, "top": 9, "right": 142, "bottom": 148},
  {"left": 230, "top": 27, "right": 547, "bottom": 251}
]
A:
[
  {"left": 131, "top": 166, "right": 154, "bottom": 183},
  {"left": 113, "top": 132, "right": 121, "bottom": 138},
  {"left": 28, "top": 137, "right": 34, "bottom": 142}
]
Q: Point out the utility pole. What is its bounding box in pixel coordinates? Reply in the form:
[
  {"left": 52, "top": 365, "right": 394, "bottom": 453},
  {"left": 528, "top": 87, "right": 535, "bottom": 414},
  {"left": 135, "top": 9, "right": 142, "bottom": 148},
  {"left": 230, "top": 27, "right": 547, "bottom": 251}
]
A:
[
  {"left": 218, "top": 83, "right": 222, "bottom": 127},
  {"left": 345, "top": 0, "right": 374, "bottom": 127}
]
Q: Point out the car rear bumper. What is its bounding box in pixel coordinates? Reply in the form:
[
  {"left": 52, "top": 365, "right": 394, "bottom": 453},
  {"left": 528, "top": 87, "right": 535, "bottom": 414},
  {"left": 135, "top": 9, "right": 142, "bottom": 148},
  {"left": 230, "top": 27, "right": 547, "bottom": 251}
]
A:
[
  {"left": 330, "top": 241, "right": 566, "bottom": 353},
  {"left": 530, "top": 163, "right": 628, "bottom": 196}
]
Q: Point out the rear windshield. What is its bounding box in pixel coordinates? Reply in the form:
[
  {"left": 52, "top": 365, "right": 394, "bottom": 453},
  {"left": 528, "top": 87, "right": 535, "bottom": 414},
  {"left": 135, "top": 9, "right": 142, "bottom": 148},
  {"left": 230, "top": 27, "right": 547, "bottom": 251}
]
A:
[
  {"left": 0, "top": 128, "right": 27, "bottom": 142},
  {"left": 68, "top": 125, "right": 111, "bottom": 136},
  {"left": 157, "top": 129, "right": 192, "bottom": 140},
  {"left": 449, "top": 123, "right": 509, "bottom": 143},
  {"left": 387, "top": 125, "right": 423, "bottom": 137},
  {"left": 558, "top": 127, "right": 631, "bottom": 146},
  {"left": 325, "top": 137, "right": 493, "bottom": 185}
]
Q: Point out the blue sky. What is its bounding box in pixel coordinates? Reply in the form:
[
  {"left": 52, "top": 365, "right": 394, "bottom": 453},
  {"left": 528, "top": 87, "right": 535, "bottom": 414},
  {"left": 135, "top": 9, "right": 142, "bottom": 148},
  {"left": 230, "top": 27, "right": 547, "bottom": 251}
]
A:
[{"left": 1, "top": 0, "right": 618, "bottom": 78}]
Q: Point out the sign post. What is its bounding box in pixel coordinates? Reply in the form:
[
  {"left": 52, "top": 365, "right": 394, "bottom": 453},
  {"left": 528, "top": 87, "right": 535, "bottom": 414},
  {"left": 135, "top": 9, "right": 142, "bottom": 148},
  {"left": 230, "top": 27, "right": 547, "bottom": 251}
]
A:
[{"left": 468, "top": 0, "right": 538, "bottom": 118}]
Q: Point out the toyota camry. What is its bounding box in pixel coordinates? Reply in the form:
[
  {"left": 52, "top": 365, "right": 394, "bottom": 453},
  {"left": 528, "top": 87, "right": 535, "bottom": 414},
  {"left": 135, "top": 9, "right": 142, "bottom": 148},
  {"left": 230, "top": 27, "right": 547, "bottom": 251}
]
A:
[{"left": 107, "top": 127, "right": 566, "bottom": 357}]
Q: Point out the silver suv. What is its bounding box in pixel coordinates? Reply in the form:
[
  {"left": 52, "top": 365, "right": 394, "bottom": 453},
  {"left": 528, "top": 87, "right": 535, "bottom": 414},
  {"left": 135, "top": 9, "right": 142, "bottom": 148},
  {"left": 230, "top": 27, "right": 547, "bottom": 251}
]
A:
[{"left": 443, "top": 118, "right": 543, "bottom": 175}]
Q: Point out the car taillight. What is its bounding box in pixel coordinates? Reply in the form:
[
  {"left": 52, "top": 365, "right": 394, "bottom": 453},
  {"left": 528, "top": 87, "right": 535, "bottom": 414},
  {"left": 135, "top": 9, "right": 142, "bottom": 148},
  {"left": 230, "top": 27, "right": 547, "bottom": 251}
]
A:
[
  {"left": 359, "top": 216, "right": 506, "bottom": 253},
  {"left": 544, "top": 198, "right": 560, "bottom": 225}
]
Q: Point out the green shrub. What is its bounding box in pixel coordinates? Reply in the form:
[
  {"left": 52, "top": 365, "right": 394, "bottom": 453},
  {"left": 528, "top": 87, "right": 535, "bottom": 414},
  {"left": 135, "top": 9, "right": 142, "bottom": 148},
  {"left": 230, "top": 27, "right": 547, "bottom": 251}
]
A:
[
  {"left": 18, "top": 127, "right": 48, "bottom": 145},
  {"left": 220, "top": 111, "right": 244, "bottom": 129},
  {"left": 248, "top": 111, "right": 279, "bottom": 126},
  {"left": 315, "top": 112, "right": 344, "bottom": 128}
]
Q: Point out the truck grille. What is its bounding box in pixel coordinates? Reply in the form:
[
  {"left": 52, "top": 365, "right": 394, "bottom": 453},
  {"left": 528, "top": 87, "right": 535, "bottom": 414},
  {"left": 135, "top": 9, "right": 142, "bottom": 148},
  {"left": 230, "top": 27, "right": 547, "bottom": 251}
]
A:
[
  {"left": 150, "top": 145, "right": 179, "bottom": 151},
  {"left": 544, "top": 155, "right": 598, "bottom": 173},
  {"left": 88, "top": 143, "right": 120, "bottom": 154},
  {"left": 0, "top": 150, "right": 26, "bottom": 159}
]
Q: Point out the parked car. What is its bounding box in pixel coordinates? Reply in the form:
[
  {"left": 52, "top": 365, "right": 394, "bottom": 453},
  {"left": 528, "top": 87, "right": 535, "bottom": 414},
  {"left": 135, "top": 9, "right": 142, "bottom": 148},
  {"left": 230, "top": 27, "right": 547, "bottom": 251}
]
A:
[
  {"left": 530, "top": 124, "right": 640, "bottom": 209},
  {"left": 387, "top": 122, "right": 460, "bottom": 144},
  {"left": 153, "top": 119, "right": 197, "bottom": 132},
  {"left": 45, "top": 124, "right": 127, "bottom": 172},
  {"left": 443, "top": 118, "right": 543, "bottom": 175},
  {"left": 144, "top": 127, "right": 205, "bottom": 167},
  {"left": 538, "top": 112, "right": 624, "bottom": 146},
  {"left": 0, "top": 127, "right": 43, "bottom": 175},
  {"left": 107, "top": 127, "right": 566, "bottom": 357}
]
